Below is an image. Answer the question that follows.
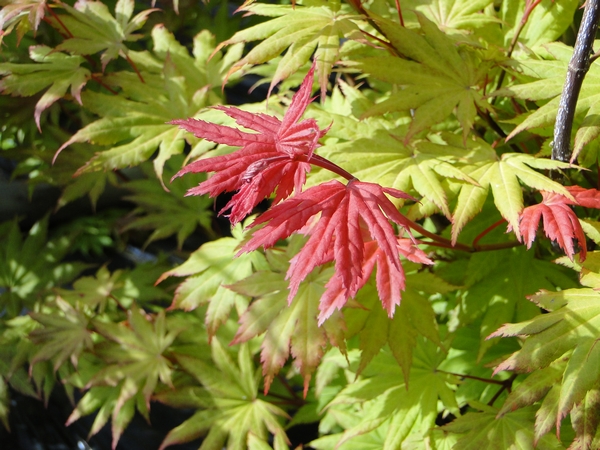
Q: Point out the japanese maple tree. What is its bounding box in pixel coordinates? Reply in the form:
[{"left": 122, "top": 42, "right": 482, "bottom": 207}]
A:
[{"left": 4, "top": 0, "right": 600, "bottom": 449}]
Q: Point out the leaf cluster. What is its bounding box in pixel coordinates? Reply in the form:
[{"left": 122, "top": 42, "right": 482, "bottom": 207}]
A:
[{"left": 2, "top": 0, "right": 600, "bottom": 449}]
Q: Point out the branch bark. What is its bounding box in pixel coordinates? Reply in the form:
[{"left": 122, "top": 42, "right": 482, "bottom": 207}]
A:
[{"left": 552, "top": 0, "right": 600, "bottom": 163}]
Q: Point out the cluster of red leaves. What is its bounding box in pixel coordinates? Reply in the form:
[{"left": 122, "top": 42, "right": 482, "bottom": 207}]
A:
[
  {"left": 519, "top": 186, "right": 600, "bottom": 261},
  {"left": 171, "top": 63, "right": 430, "bottom": 321},
  {"left": 171, "top": 64, "right": 327, "bottom": 224},
  {"left": 239, "top": 179, "right": 432, "bottom": 323}
]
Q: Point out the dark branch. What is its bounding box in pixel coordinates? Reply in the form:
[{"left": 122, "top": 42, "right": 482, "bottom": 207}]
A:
[{"left": 552, "top": 0, "right": 600, "bottom": 163}]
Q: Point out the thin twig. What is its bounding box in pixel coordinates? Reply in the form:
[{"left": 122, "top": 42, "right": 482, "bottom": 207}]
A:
[
  {"left": 494, "top": 0, "right": 543, "bottom": 95},
  {"left": 487, "top": 374, "right": 518, "bottom": 407},
  {"left": 436, "top": 370, "right": 507, "bottom": 386},
  {"left": 552, "top": 0, "right": 600, "bottom": 163},
  {"left": 394, "top": 0, "right": 404, "bottom": 27}
]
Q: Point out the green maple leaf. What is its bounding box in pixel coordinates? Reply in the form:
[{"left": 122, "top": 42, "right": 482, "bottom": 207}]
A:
[
  {"left": 0, "top": 217, "right": 87, "bottom": 318},
  {"left": 229, "top": 261, "right": 342, "bottom": 395},
  {"left": 570, "top": 389, "right": 600, "bottom": 450},
  {"left": 57, "top": 26, "right": 241, "bottom": 180},
  {"left": 67, "top": 306, "right": 179, "bottom": 447},
  {"left": 498, "top": 359, "right": 566, "bottom": 418},
  {"left": 0, "top": 378, "right": 9, "bottom": 430},
  {"left": 216, "top": 0, "right": 361, "bottom": 96},
  {"left": 326, "top": 342, "right": 459, "bottom": 449},
  {"left": 90, "top": 305, "right": 177, "bottom": 402},
  {"left": 56, "top": 263, "right": 169, "bottom": 312},
  {"left": 443, "top": 404, "right": 564, "bottom": 450},
  {"left": 356, "top": 12, "right": 494, "bottom": 142},
  {"left": 157, "top": 222, "right": 268, "bottom": 337},
  {"left": 398, "top": 0, "right": 498, "bottom": 30},
  {"left": 53, "top": 0, "right": 157, "bottom": 70},
  {"left": 502, "top": 42, "right": 600, "bottom": 161},
  {"left": 28, "top": 297, "right": 93, "bottom": 371},
  {"left": 458, "top": 247, "right": 575, "bottom": 361},
  {"left": 344, "top": 268, "right": 453, "bottom": 384},
  {"left": 0, "top": 45, "right": 90, "bottom": 129},
  {"left": 123, "top": 158, "right": 214, "bottom": 249},
  {"left": 66, "top": 384, "right": 145, "bottom": 449},
  {"left": 500, "top": 0, "right": 580, "bottom": 50},
  {"left": 160, "top": 340, "right": 289, "bottom": 450},
  {"left": 313, "top": 124, "right": 479, "bottom": 218},
  {"left": 490, "top": 287, "right": 600, "bottom": 443}
]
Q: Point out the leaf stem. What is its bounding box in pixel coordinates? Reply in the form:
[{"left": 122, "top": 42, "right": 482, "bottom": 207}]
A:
[
  {"left": 90, "top": 74, "right": 118, "bottom": 95},
  {"left": 472, "top": 218, "right": 507, "bottom": 249},
  {"left": 304, "top": 154, "right": 357, "bottom": 182},
  {"left": 124, "top": 53, "right": 145, "bottom": 84},
  {"left": 394, "top": 0, "right": 404, "bottom": 27},
  {"left": 552, "top": 0, "right": 600, "bottom": 163},
  {"left": 405, "top": 220, "right": 471, "bottom": 252},
  {"left": 359, "top": 30, "right": 399, "bottom": 56},
  {"left": 46, "top": 3, "right": 73, "bottom": 38}
]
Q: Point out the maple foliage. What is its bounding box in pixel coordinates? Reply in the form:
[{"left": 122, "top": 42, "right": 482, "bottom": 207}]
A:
[
  {"left": 171, "top": 62, "right": 327, "bottom": 224},
  {"left": 172, "top": 63, "right": 431, "bottom": 322},
  {"left": 240, "top": 179, "right": 427, "bottom": 318},
  {"left": 5, "top": 0, "right": 600, "bottom": 449}
]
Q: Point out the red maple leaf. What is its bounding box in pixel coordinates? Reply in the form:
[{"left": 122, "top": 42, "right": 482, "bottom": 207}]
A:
[
  {"left": 519, "top": 186, "right": 600, "bottom": 261},
  {"left": 240, "top": 179, "right": 425, "bottom": 318},
  {"left": 318, "top": 238, "right": 432, "bottom": 324},
  {"left": 170, "top": 62, "right": 327, "bottom": 224}
]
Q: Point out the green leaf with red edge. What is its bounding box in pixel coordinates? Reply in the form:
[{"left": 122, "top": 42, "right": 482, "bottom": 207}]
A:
[
  {"left": 498, "top": 358, "right": 567, "bottom": 417},
  {"left": 536, "top": 383, "right": 561, "bottom": 444},
  {"left": 489, "top": 290, "right": 600, "bottom": 362},
  {"left": 88, "top": 306, "right": 178, "bottom": 414},
  {"left": 157, "top": 224, "right": 267, "bottom": 338},
  {"left": 0, "top": 0, "right": 47, "bottom": 43},
  {"left": 162, "top": 341, "right": 289, "bottom": 450},
  {"left": 570, "top": 389, "right": 600, "bottom": 450},
  {"left": 442, "top": 404, "right": 564, "bottom": 450},
  {"left": 229, "top": 264, "right": 336, "bottom": 396},
  {"left": 490, "top": 288, "right": 600, "bottom": 444},
  {"left": 28, "top": 297, "right": 93, "bottom": 372},
  {"left": 53, "top": 0, "right": 158, "bottom": 70},
  {"left": 0, "top": 45, "right": 90, "bottom": 130},
  {"left": 216, "top": 1, "right": 361, "bottom": 97}
]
